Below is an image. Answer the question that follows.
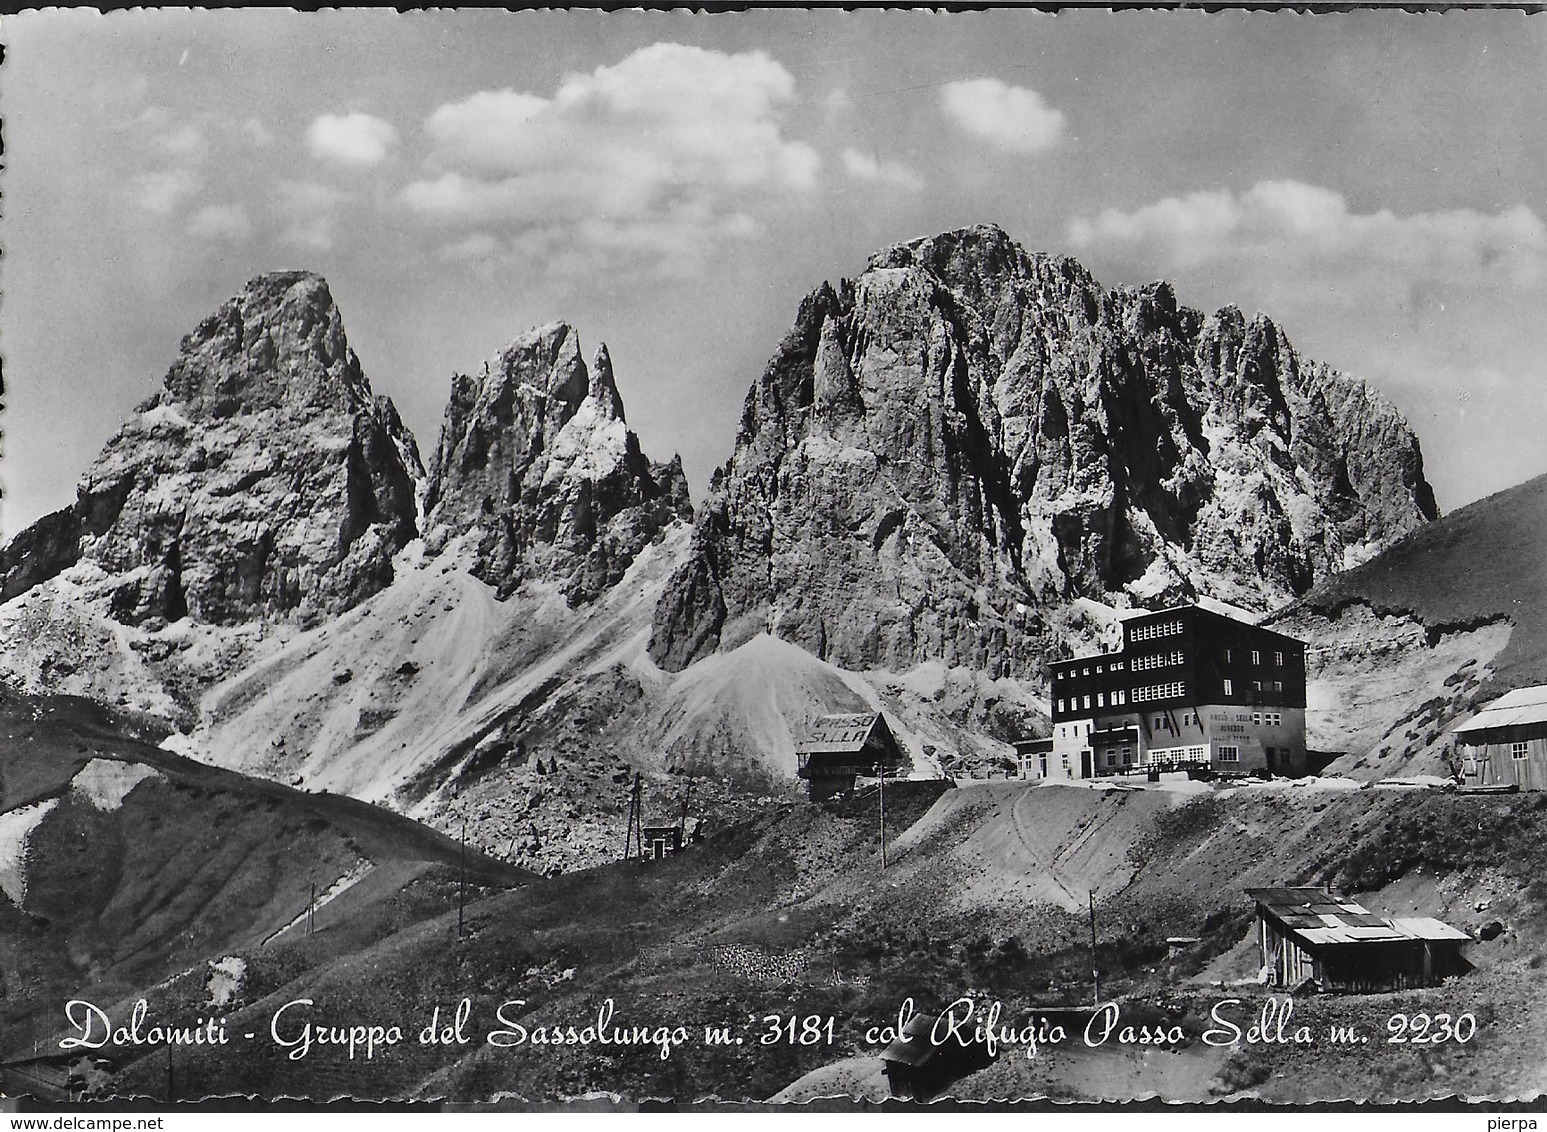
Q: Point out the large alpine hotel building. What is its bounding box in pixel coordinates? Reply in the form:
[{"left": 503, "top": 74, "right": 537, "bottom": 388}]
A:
[{"left": 1048, "top": 605, "right": 1308, "bottom": 779}]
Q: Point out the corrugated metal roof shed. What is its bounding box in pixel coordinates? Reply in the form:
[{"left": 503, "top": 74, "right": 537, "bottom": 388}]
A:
[
  {"left": 1389, "top": 917, "right": 1473, "bottom": 942},
  {"left": 1249, "top": 887, "right": 1470, "bottom": 946},
  {"left": 1454, "top": 684, "right": 1547, "bottom": 735}
]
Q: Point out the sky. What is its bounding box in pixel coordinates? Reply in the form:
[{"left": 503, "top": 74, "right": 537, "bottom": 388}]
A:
[{"left": 3, "top": 8, "right": 1546, "bottom": 540}]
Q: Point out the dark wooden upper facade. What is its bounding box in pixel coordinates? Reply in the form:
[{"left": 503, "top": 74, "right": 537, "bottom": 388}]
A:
[{"left": 1049, "top": 605, "right": 1307, "bottom": 723}]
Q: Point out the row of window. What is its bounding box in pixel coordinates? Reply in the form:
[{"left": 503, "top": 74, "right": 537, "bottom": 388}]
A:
[
  {"left": 1055, "top": 659, "right": 1127, "bottom": 682},
  {"left": 1152, "top": 744, "right": 1209, "bottom": 762},
  {"left": 1063, "top": 685, "right": 1290, "bottom": 713},
  {"left": 1058, "top": 689, "right": 1134, "bottom": 712},
  {"left": 1224, "top": 648, "right": 1289, "bottom": 667},
  {"left": 1130, "top": 620, "right": 1183, "bottom": 642},
  {"left": 1103, "top": 746, "right": 1134, "bottom": 767},
  {"left": 1221, "top": 679, "right": 1286, "bottom": 696},
  {"left": 1131, "top": 650, "right": 1185, "bottom": 672},
  {"left": 1057, "top": 646, "right": 1296, "bottom": 683},
  {"left": 1104, "top": 743, "right": 1282, "bottom": 768}
]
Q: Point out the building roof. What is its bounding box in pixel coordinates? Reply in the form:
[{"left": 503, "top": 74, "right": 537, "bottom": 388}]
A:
[
  {"left": 1247, "top": 888, "right": 1469, "bottom": 946},
  {"left": 797, "top": 712, "right": 891, "bottom": 756},
  {"left": 1453, "top": 685, "right": 1547, "bottom": 737},
  {"left": 880, "top": 1012, "right": 996, "bottom": 1073},
  {"left": 880, "top": 1013, "right": 940, "bottom": 1067},
  {"left": 1388, "top": 917, "right": 1473, "bottom": 942},
  {"left": 1124, "top": 603, "right": 1307, "bottom": 647},
  {"left": 1049, "top": 603, "right": 1306, "bottom": 674}
]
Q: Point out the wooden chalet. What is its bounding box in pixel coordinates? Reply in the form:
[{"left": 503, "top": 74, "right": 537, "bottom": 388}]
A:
[
  {"left": 795, "top": 712, "right": 906, "bottom": 801},
  {"left": 880, "top": 1010, "right": 996, "bottom": 1100},
  {"left": 1248, "top": 887, "right": 1470, "bottom": 994},
  {"left": 1454, "top": 685, "right": 1547, "bottom": 791}
]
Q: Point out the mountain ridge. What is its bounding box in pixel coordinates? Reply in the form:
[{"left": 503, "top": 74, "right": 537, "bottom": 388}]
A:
[
  {"left": 0, "top": 225, "right": 1482, "bottom": 871},
  {"left": 649, "top": 223, "right": 1438, "bottom": 679}
]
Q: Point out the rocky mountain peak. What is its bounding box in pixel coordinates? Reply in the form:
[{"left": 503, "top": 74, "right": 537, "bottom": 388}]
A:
[
  {"left": 0, "top": 271, "right": 422, "bottom": 626},
  {"left": 587, "top": 342, "right": 627, "bottom": 421},
  {"left": 159, "top": 271, "right": 370, "bottom": 419},
  {"left": 423, "top": 323, "right": 691, "bottom": 604},
  {"left": 649, "top": 224, "right": 1439, "bottom": 677}
]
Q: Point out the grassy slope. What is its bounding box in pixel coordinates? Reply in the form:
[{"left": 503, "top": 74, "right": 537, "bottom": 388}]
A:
[
  {"left": 1287, "top": 472, "right": 1547, "bottom": 691},
  {"left": 0, "top": 688, "right": 529, "bottom": 1062},
  {"left": 77, "top": 778, "right": 1547, "bottom": 1104},
  {"left": 12, "top": 670, "right": 1547, "bottom": 1104}
]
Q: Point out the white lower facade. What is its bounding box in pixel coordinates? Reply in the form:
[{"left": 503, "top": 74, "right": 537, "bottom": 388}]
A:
[{"left": 1049, "top": 706, "right": 1307, "bottom": 778}]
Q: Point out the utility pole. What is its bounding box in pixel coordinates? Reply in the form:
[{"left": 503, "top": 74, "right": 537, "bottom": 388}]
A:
[
  {"left": 1088, "top": 889, "right": 1101, "bottom": 1005},
  {"left": 457, "top": 815, "right": 467, "bottom": 940},
  {"left": 306, "top": 879, "right": 316, "bottom": 936},
  {"left": 877, "top": 762, "right": 888, "bottom": 869},
  {"left": 677, "top": 775, "right": 694, "bottom": 844},
  {"left": 623, "top": 774, "right": 644, "bottom": 860},
  {"left": 166, "top": 1045, "right": 174, "bottom": 1104}
]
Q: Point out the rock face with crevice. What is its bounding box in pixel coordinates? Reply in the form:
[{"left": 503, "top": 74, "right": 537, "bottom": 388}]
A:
[
  {"left": 0, "top": 271, "right": 423, "bottom": 626},
  {"left": 649, "top": 224, "right": 1438, "bottom": 678},
  {"left": 421, "top": 322, "right": 692, "bottom": 604}
]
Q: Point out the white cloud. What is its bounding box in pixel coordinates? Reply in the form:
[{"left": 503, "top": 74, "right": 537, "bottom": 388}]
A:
[
  {"left": 841, "top": 148, "right": 923, "bottom": 192},
  {"left": 940, "top": 78, "right": 1064, "bottom": 154},
  {"left": 187, "top": 202, "right": 251, "bottom": 242},
  {"left": 274, "top": 180, "right": 350, "bottom": 251},
  {"left": 125, "top": 108, "right": 282, "bottom": 220},
  {"left": 134, "top": 167, "right": 203, "bottom": 215},
  {"left": 306, "top": 113, "right": 398, "bottom": 167},
  {"left": 439, "top": 233, "right": 501, "bottom": 262},
  {"left": 1067, "top": 180, "right": 1547, "bottom": 288},
  {"left": 156, "top": 123, "right": 207, "bottom": 161},
  {"left": 403, "top": 42, "right": 819, "bottom": 274},
  {"left": 241, "top": 117, "right": 275, "bottom": 147}
]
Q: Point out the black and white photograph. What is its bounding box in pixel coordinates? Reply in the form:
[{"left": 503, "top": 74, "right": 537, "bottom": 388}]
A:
[{"left": 1, "top": 5, "right": 1546, "bottom": 1109}]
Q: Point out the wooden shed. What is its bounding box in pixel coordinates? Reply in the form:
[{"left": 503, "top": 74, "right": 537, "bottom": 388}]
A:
[
  {"left": 1454, "top": 685, "right": 1547, "bottom": 791},
  {"left": 795, "top": 712, "right": 906, "bottom": 801},
  {"left": 880, "top": 1010, "right": 996, "bottom": 1100},
  {"left": 1248, "top": 888, "right": 1470, "bottom": 994}
]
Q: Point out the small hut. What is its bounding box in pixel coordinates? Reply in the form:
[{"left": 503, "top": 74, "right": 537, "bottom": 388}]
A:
[
  {"left": 795, "top": 712, "right": 907, "bottom": 802},
  {"left": 641, "top": 825, "right": 682, "bottom": 860},
  {"left": 1248, "top": 887, "right": 1470, "bottom": 993},
  {"left": 1013, "top": 737, "right": 1053, "bottom": 780},
  {"left": 880, "top": 1010, "right": 996, "bottom": 1100},
  {"left": 1453, "top": 685, "right": 1547, "bottom": 791}
]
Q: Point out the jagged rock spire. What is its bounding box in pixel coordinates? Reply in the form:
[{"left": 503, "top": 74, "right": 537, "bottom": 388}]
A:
[{"left": 423, "top": 322, "right": 691, "bottom": 604}]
